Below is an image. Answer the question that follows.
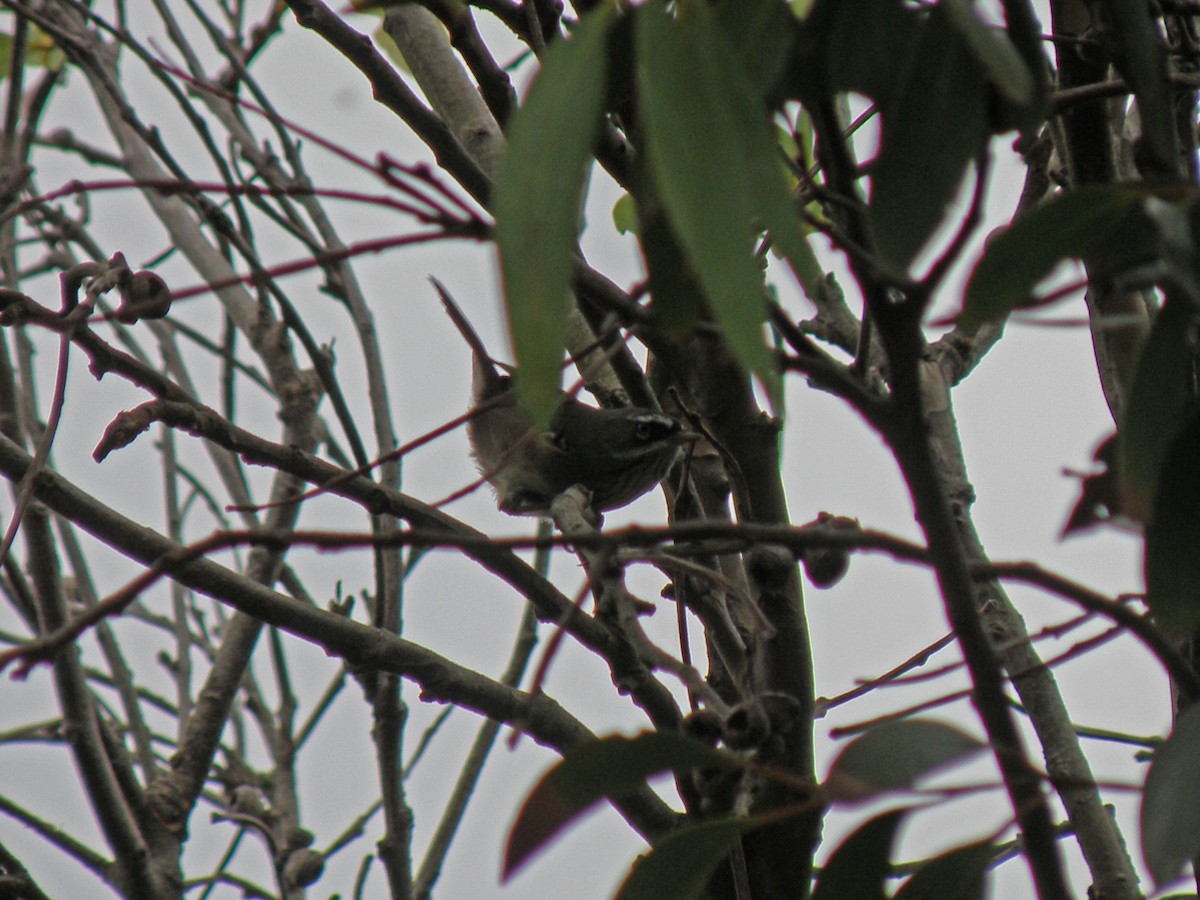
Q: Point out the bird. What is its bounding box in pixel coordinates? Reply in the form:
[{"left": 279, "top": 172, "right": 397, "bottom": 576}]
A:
[{"left": 432, "top": 278, "right": 694, "bottom": 516}]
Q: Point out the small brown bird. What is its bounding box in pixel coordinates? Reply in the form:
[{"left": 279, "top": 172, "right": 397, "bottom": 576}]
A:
[{"left": 433, "top": 279, "right": 692, "bottom": 516}]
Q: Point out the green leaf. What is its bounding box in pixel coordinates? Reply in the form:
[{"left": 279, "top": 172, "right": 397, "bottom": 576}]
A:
[
  {"left": 868, "top": 4, "right": 988, "bottom": 273},
  {"left": 368, "top": 14, "right": 410, "bottom": 74},
  {"left": 824, "top": 720, "right": 985, "bottom": 804},
  {"left": 1095, "top": 0, "right": 1177, "bottom": 174},
  {"left": 502, "top": 732, "right": 737, "bottom": 880},
  {"left": 894, "top": 839, "right": 995, "bottom": 900},
  {"left": 636, "top": 2, "right": 773, "bottom": 401},
  {"left": 612, "top": 193, "right": 639, "bottom": 235},
  {"left": 1144, "top": 411, "right": 1200, "bottom": 637},
  {"left": 0, "top": 25, "right": 66, "bottom": 82},
  {"left": 638, "top": 0, "right": 815, "bottom": 407},
  {"left": 811, "top": 807, "right": 909, "bottom": 900},
  {"left": 710, "top": 0, "right": 797, "bottom": 100},
  {"left": 960, "top": 186, "right": 1145, "bottom": 331},
  {"left": 796, "top": 0, "right": 1043, "bottom": 270},
  {"left": 615, "top": 814, "right": 779, "bottom": 900},
  {"left": 940, "top": 0, "right": 1033, "bottom": 108},
  {"left": 776, "top": 123, "right": 800, "bottom": 166},
  {"left": 493, "top": 4, "right": 615, "bottom": 423},
  {"left": 797, "top": 0, "right": 921, "bottom": 101},
  {"left": 1143, "top": 704, "right": 1200, "bottom": 887},
  {"left": 703, "top": 7, "right": 824, "bottom": 302},
  {"left": 790, "top": 0, "right": 817, "bottom": 18},
  {"left": 1118, "top": 299, "right": 1198, "bottom": 525},
  {"left": 994, "top": 0, "right": 1051, "bottom": 133}
]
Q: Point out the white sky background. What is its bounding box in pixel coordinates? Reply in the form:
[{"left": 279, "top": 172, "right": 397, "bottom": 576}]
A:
[{"left": 0, "top": 2, "right": 1169, "bottom": 898}]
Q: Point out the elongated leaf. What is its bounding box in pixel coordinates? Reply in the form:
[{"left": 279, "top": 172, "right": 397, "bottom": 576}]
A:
[
  {"left": 868, "top": 5, "right": 987, "bottom": 273},
  {"left": 1095, "top": 0, "right": 1177, "bottom": 174},
  {"left": 894, "top": 839, "right": 995, "bottom": 900},
  {"left": 1143, "top": 704, "right": 1200, "bottom": 887},
  {"left": 995, "top": 0, "right": 1051, "bottom": 133},
  {"left": 796, "top": 0, "right": 920, "bottom": 101},
  {"left": 705, "top": 4, "right": 824, "bottom": 301},
  {"left": 615, "top": 813, "right": 781, "bottom": 900},
  {"left": 493, "top": 5, "right": 614, "bottom": 422},
  {"left": 801, "top": 0, "right": 991, "bottom": 272},
  {"left": 1118, "top": 299, "right": 1198, "bottom": 524},
  {"left": 1144, "top": 412, "right": 1200, "bottom": 637},
  {"left": 811, "top": 807, "right": 909, "bottom": 900},
  {"left": 796, "top": 0, "right": 1039, "bottom": 271},
  {"left": 824, "top": 720, "right": 984, "bottom": 804},
  {"left": 711, "top": 0, "right": 796, "bottom": 100},
  {"left": 960, "top": 186, "right": 1145, "bottom": 330},
  {"left": 502, "top": 731, "right": 737, "bottom": 880},
  {"left": 941, "top": 0, "right": 1032, "bottom": 107},
  {"left": 635, "top": 0, "right": 783, "bottom": 407}
]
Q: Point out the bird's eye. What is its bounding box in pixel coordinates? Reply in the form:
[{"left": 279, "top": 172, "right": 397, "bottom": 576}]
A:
[{"left": 634, "top": 417, "right": 675, "bottom": 443}]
